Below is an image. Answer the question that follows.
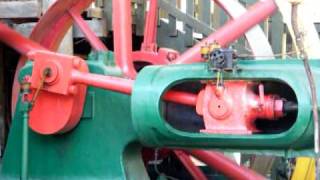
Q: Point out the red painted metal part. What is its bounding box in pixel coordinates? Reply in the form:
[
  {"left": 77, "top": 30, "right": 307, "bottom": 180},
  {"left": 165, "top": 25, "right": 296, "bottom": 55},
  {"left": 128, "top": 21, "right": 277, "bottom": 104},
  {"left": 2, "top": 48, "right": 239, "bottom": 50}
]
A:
[
  {"left": 196, "top": 82, "right": 284, "bottom": 134},
  {"left": 172, "top": 0, "right": 277, "bottom": 64},
  {"left": 188, "top": 150, "right": 265, "bottom": 180},
  {"left": 132, "top": 51, "right": 169, "bottom": 65},
  {"left": 68, "top": 8, "right": 108, "bottom": 51},
  {"left": 141, "top": 0, "right": 158, "bottom": 52},
  {"left": 11, "top": 0, "right": 95, "bottom": 115},
  {"left": 0, "top": 22, "right": 198, "bottom": 134},
  {"left": 163, "top": 90, "right": 197, "bottom": 106},
  {"left": 28, "top": 51, "right": 88, "bottom": 134},
  {"left": 174, "top": 150, "right": 208, "bottom": 180},
  {"left": 132, "top": 48, "right": 179, "bottom": 65},
  {"left": 0, "top": 0, "right": 280, "bottom": 177},
  {"left": 133, "top": 0, "right": 179, "bottom": 65},
  {"left": 112, "top": 0, "right": 136, "bottom": 78},
  {"left": 72, "top": 71, "right": 134, "bottom": 94},
  {"left": 72, "top": 71, "right": 197, "bottom": 106},
  {"left": 0, "top": 23, "right": 90, "bottom": 135}
]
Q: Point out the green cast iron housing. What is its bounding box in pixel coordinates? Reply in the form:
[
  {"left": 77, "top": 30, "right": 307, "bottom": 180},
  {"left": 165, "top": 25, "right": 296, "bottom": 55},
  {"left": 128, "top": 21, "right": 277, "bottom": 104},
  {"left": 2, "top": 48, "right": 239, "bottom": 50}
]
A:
[{"left": 132, "top": 60, "right": 320, "bottom": 157}]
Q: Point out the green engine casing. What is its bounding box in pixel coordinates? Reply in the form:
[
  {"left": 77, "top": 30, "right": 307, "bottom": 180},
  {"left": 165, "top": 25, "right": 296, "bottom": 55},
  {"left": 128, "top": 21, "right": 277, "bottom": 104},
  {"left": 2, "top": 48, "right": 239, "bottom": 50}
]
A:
[{"left": 133, "top": 60, "right": 320, "bottom": 157}]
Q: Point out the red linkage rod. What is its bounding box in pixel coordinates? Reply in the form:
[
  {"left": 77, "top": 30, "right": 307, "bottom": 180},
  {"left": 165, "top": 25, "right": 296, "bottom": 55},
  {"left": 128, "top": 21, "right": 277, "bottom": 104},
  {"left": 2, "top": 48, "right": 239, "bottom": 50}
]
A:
[
  {"left": 172, "top": 0, "right": 277, "bottom": 64},
  {"left": 72, "top": 71, "right": 197, "bottom": 106}
]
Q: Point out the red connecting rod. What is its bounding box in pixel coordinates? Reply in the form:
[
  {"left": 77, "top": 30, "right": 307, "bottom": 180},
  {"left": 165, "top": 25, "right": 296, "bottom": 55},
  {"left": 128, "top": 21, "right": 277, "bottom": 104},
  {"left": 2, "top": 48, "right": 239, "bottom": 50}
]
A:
[{"left": 72, "top": 70, "right": 197, "bottom": 106}]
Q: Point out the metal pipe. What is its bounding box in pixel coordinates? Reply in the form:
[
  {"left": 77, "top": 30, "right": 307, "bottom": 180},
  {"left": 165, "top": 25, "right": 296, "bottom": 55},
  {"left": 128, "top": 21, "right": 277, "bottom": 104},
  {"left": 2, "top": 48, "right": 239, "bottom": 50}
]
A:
[
  {"left": 163, "top": 90, "right": 197, "bottom": 106},
  {"left": 72, "top": 71, "right": 133, "bottom": 94},
  {"left": 188, "top": 150, "right": 265, "bottom": 180},
  {"left": 172, "top": 0, "right": 277, "bottom": 64},
  {"left": 20, "top": 79, "right": 30, "bottom": 180},
  {"left": 72, "top": 71, "right": 197, "bottom": 106},
  {"left": 112, "top": 0, "right": 136, "bottom": 78},
  {"left": 21, "top": 109, "right": 29, "bottom": 180}
]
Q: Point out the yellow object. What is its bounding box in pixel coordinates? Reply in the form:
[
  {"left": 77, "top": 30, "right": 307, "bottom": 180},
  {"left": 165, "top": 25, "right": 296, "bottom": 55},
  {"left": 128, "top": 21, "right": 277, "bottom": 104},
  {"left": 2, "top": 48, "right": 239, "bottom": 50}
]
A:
[
  {"left": 209, "top": 42, "right": 221, "bottom": 51},
  {"left": 200, "top": 46, "right": 210, "bottom": 56},
  {"left": 291, "top": 157, "right": 315, "bottom": 180}
]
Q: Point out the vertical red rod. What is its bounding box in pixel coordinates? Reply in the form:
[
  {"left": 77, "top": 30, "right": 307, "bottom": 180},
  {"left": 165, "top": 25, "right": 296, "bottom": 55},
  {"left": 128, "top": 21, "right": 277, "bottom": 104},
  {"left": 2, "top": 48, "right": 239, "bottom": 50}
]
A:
[
  {"left": 174, "top": 150, "right": 208, "bottom": 180},
  {"left": 112, "top": 0, "right": 136, "bottom": 78},
  {"left": 172, "top": 0, "right": 277, "bottom": 64},
  {"left": 69, "top": 9, "right": 108, "bottom": 51},
  {"left": 141, "top": 0, "right": 158, "bottom": 52},
  {"left": 188, "top": 150, "right": 265, "bottom": 180}
]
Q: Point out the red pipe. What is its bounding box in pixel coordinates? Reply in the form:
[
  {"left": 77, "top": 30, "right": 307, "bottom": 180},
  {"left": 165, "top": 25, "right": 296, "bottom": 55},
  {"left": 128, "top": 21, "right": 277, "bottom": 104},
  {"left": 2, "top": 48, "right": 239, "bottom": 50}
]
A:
[
  {"left": 112, "top": 0, "right": 136, "bottom": 78},
  {"left": 72, "top": 71, "right": 134, "bottom": 94},
  {"left": 174, "top": 150, "right": 208, "bottom": 180},
  {"left": 0, "top": 23, "right": 47, "bottom": 55},
  {"left": 72, "top": 71, "right": 197, "bottom": 106},
  {"left": 188, "top": 150, "right": 265, "bottom": 180},
  {"left": 172, "top": 0, "right": 277, "bottom": 64},
  {"left": 141, "top": 0, "right": 158, "bottom": 52},
  {"left": 69, "top": 9, "right": 108, "bottom": 51},
  {"left": 163, "top": 90, "right": 197, "bottom": 106}
]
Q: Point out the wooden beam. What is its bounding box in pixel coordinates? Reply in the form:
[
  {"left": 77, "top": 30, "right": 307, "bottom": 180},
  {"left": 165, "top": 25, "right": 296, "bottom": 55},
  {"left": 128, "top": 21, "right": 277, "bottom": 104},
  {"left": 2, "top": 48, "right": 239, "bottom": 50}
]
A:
[
  {"left": 159, "top": 0, "right": 213, "bottom": 36},
  {"left": 0, "top": 1, "right": 40, "bottom": 19}
]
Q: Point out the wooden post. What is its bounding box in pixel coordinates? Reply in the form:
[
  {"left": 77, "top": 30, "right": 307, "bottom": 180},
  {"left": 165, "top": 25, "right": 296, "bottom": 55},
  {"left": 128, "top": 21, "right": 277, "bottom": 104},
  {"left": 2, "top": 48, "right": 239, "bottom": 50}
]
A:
[
  {"left": 168, "top": 0, "right": 178, "bottom": 36},
  {"left": 198, "top": 0, "right": 211, "bottom": 27},
  {"left": 184, "top": 0, "right": 194, "bottom": 47}
]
